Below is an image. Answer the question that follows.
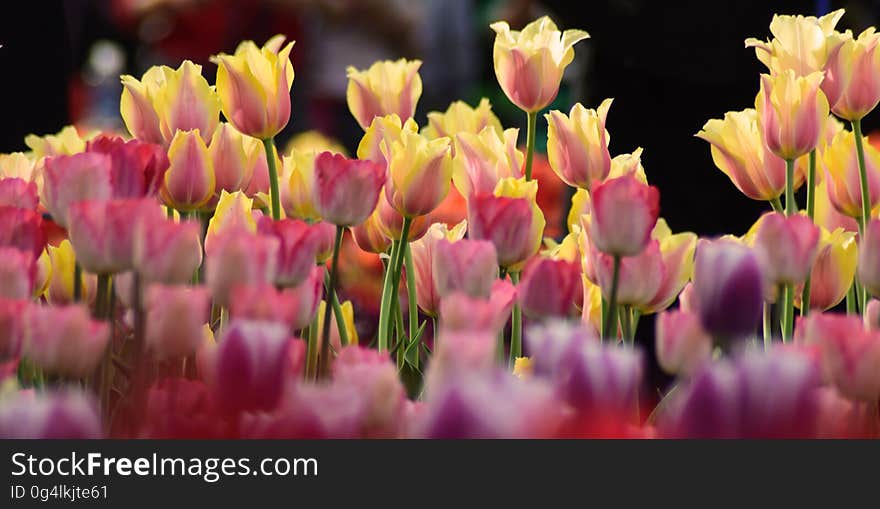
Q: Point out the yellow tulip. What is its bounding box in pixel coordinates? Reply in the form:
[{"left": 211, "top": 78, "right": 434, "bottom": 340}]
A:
[
  {"left": 745, "top": 9, "right": 846, "bottom": 76},
  {"left": 823, "top": 27, "right": 880, "bottom": 120},
  {"left": 823, "top": 128, "right": 880, "bottom": 218},
  {"left": 317, "top": 299, "right": 359, "bottom": 350},
  {"left": 283, "top": 130, "right": 348, "bottom": 157},
  {"left": 423, "top": 98, "right": 503, "bottom": 141},
  {"left": 346, "top": 59, "right": 422, "bottom": 131},
  {"left": 581, "top": 276, "right": 603, "bottom": 337},
  {"left": 206, "top": 190, "right": 256, "bottom": 249},
  {"left": 512, "top": 356, "right": 533, "bottom": 379},
  {"left": 452, "top": 126, "right": 523, "bottom": 198},
  {"left": 357, "top": 114, "right": 419, "bottom": 165},
  {"left": 160, "top": 129, "right": 215, "bottom": 211},
  {"left": 24, "top": 126, "right": 87, "bottom": 158},
  {"left": 545, "top": 99, "right": 613, "bottom": 190},
  {"left": 45, "top": 240, "right": 93, "bottom": 304},
  {"left": 755, "top": 70, "right": 829, "bottom": 160},
  {"left": 795, "top": 226, "right": 856, "bottom": 311},
  {"left": 639, "top": 219, "right": 698, "bottom": 314},
  {"left": 284, "top": 149, "right": 320, "bottom": 221},
  {"left": 382, "top": 131, "right": 453, "bottom": 218},
  {"left": 0, "top": 152, "right": 36, "bottom": 181}
]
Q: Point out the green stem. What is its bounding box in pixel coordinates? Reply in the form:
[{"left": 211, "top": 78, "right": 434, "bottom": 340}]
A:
[
  {"left": 404, "top": 243, "right": 419, "bottom": 370},
  {"left": 782, "top": 283, "right": 794, "bottom": 343},
  {"left": 770, "top": 196, "right": 784, "bottom": 213},
  {"left": 847, "top": 281, "right": 857, "bottom": 315},
  {"left": 318, "top": 225, "right": 344, "bottom": 378},
  {"left": 785, "top": 158, "right": 796, "bottom": 216},
  {"left": 377, "top": 218, "right": 412, "bottom": 352},
  {"left": 806, "top": 150, "right": 816, "bottom": 220},
  {"left": 261, "top": 137, "right": 281, "bottom": 221},
  {"left": 377, "top": 241, "right": 399, "bottom": 353},
  {"left": 73, "top": 262, "right": 82, "bottom": 302},
  {"left": 801, "top": 278, "right": 812, "bottom": 317},
  {"left": 620, "top": 306, "right": 633, "bottom": 347},
  {"left": 853, "top": 120, "right": 871, "bottom": 232},
  {"left": 601, "top": 255, "right": 622, "bottom": 340},
  {"left": 509, "top": 271, "right": 522, "bottom": 366},
  {"left": 306, "top": 315, "right": 318, "bottom": 380},
  {"left": 763, "top": 300, "right": 772, "bottom": 351},
  {"left": 523, "top": 111, "right": 537, "bottom": 181},
  {"left": 323, "top": 270, "right": 349, "bottom": 347}
]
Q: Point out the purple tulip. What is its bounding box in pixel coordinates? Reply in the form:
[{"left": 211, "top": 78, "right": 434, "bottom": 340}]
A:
[
  {"left": 693, "top": 239, "right": 764, "bottom": 339},
  {"left": 0, "top": 389, "right": 102, "bottom": 438}
]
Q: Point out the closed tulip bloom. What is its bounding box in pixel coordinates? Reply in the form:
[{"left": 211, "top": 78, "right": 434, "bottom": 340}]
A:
[
  {"left": 205, "top": 190, "right": 257, "bottom": 249},
  {"left": 858, "top": 219, "right": 880, "bottom": 296},
  {"left": 0, "top": 177, "right": 38, "bottom": 209},
  {"left": 382, "top": 131, "right": 453, "bottom": 218},
  {"left": 0, "top": 152, "right": 36, "bottom": 181},
  {"left": 823, "top": 27, "right": 880, "bottom": 120},
  {"left": 692, "top": 239, "right": 764, "bottom": 338},
  {"left": 811, "top": 313, "right": 880, "bottom": 401},
  {"left": 208, "top": 123, "right": 257, "bottom": 201},
  {"left": 798, "top": 227, "right": 856, "bottom": 310},
  {"left": 316, "top": 299, "right": 360, "bottom": 353},
  {"left": 409, "top": 221, "right": 467, "bottom": 316},
  {"left": 314, "top": 152, "right": 386, "bottom": 226},
  {"left": 423, "top": 98, "right": 503, "bottom": 141},
  {"left": 590, "top": 174, "right": 660, "bottom": 257},
  {"left": 311, "top": 221, "right": 337, "bottom": 264},
  {"left": 257, "top": 216, "right": 321, "bottom": 287},
  {"left": 468, "top": 194, "right": 535, "bottom": 270},
  {"left": 205, "top": 227, "right": 279, "bottom": 307},
  {"left": 432, "top": 239, "right": 498, "bottom": 300},
  {"left": 44, "top": 240, "right": 93, "bottom": 304},
  {"left": 0, "top": 206, "right": 46, "bottom": 259},
  {"left": 0, "top": 390, "right": 102, "bottom": 439},
  {"left": 350, "top": 206, "right": 392, "bottom": 254},
  {"left": 0, "top": 247, "right": 35, "bottom": 300},
  {"left": 753, "top": 212, "right": 821, "bottom": 285},
  {"left": 866, "top": 300, "right": 880, "bottom": 330},
  {"left": 545, "top": 99, "right": 613, "bottom": 191},
  {"left": 640, "top": 219, "right": 698, "bottom": 314},
  {"left": 213, "top": 319, "right": 292, "bottom": 413},
  {"left": 160, "top": 129, "right": 215, "bottom": 211},
  {"left": 815, "top": 178, "right": 860, "bottom": 233},
  {"left": 594, "top": 240, "right": 665, "bottom": 307},
  {"left": 146, "top": 284, "right": 210, "bottom": 359},
  {"left": 374, "top": 192, "right": 430, "bottom": 242},
  {"left": 133, "top": 216, "right": 202, "bottom": 285},
  {"left": 439, "top": 280, "right": 518, "bottom": 334},
  {"left": 346, "top": 59, "right": 422, "bottom": 131},
  {"left": 452, "top": 126, "right": 523, "bottom": 198},
  {"left": 211, "top": 35, "right": 294, "bottom": 139},
  {"left": 490, "top": 16, "right": 590, "bottom": 112},
  {"left": 696, "top": 109, "right": 791, "bottom": 201},
  {"left": 655, "top": 310, "right": 712, "bottom": 377},
  {"left": 755, "top": 70, "right": 829, "bottom": 160},
  {"left": 745, "top": 10, "right": 846, "bottom": 77},
  {"left": 282, "top": 149, "right": 320, "bottom": 221},
  {"left": 230, "top": 282, "right": 318, "bottom": 331},
  {"left": 357, "top": 114, "right": 419, "bottom": 166},
  {"left": 519, "top": 257, "right": 581, "bottom": 319},
  {"left": 155, "top": 61, "right": 220, "bottom": 145},
  {"left": 68, "top": 198, "right": 160, "bottom": 274},
  {"left": 85, "top": 135, "right": 169, "bottom": 198},
  {"left": 41, "top": 152, "right": 112, "bottom": 228},
  {"left": 823, "top": 129, "right": 880, "bottom": 218},
  {"left": 119, "top": 66, "right": 165, "bottom": 145},
  {"left": 23, "top": 304, "right": 110, "bottom": 378}
]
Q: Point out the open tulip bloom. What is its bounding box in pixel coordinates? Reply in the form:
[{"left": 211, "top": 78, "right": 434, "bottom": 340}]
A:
[{"left": 4, "top": 9, "right": 880, "bottom": 440}]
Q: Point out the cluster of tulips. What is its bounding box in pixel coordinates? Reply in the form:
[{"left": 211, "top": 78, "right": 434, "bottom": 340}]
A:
[{"left": 1, "top": 11, "right": 880, "bottom": 438}]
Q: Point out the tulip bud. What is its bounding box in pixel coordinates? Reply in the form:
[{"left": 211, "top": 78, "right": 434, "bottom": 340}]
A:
[
  {"left": 0, "top": 206, "right": 45, "bottom": 259},
  {"left": 589, "top": 174, "right": 660, "bottom": 257},
  {"left": 468, "top": 194, "right": 535, "bottom": 271},
  {"left": 211, "top": 35, "right": 294, "bottom": 139},
  {"left": 423, "top": 98, "right": 503, "bottom": 142},
  {"left": 208, "top": 123, "right": 257, "bottom": 201},
  {"left": 753, "top": 212, "right": 820, "bottom": 285},
  {"left": 68, "top": 198, "right": 160, "bottom": 275},
  {"left": 655, "top": 310, "right": 712, "bottom": 377},
  {"left": 519, "top": 257, "right": 581, "bottom": 319},
  {"left": 452, "top": 127, "right": 523, "bottom": 198},
  {"left": 205, "top": 228, "right": 278, "bottom": 307},
  {"left": 257, "top": 216, "right": 321, "bottom": 288},
  {"left": 86, "top": 134, "right": 169, "bottom": 198},
  {"left": 692, "top": 240, "right": 764, "bottom": 338},
  {"left": 439, "top": 280, "right": 517, "bottom": 334},
  {"left": 314, "top": 152, "right": 386, "bottom": 226},
  {"left": 23, "top": 304, "right": 110, "bottom": 377},
  {"left": 755, "top": 70, "right": 829, "bottom": 160},
  {"left": 383, "top": 131, "right": 453, "bottom": 218},
  {"left": 160, "top": 129, "right": 215, "bottom": 211},
  {"left": 41, "top": 152, "right": 112, "bottom": 228},
  {"left": 490, "top": 16, "right": 589, "bottom": 112},
  {"left": 146, "top": 284, "right": 210, "bottom": 359},
  {"left": 545, "top": 99, "right": 613, "bottom": 191},
  {"left": 346, "top": 59, "right": 422, "bottom": 131},
  {"left": 119, "top": 66, "right": 165, "bottom": 145},
  {"left": 822, "top": 27, "right": 880, "bottom": 120},
  {"left": 134, "top": 216, "right": 202, "bottom": 285},
  {"left": 0, "top": 177, "right": 38, "bottom": 209},
  {"left": 0, "top": 390, "right": 102, "bottom": 438},
  {"left": 409, "top": 221, "right": 467, "bottom": 316},
  {"left": 281, "top": 149, "right": 320, "bottom": 221},
  {"left": 823, "top": 129, "right": 880, "bottom": 219},
  {"left": 44, "top": 240, "right": 93, "bottom": 304}
]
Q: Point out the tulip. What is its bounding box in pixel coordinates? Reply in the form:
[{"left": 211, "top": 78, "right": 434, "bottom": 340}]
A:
[
  {"left": 489, "top": 16, "right": 589, "bottom": 113},
  {"left": 316, "top": 299, "right": 359, "bottom": 353},
  {"left": 0, "top": 298, "right": 26, "bottom": 361},
  {"left": 753, "top": 212, "right": 821, "bottom": 285},
  {"left": 44, "top": 240, "right": 93, "bottom": 304},
  {"left": 432, "top": 238, "right": 498, "bottom": 300},
  {"left": 85, "top": 135, "right": 169, "bottom": 198},
  {"left": 208, "top": 123, "right": 258, "bottom": 201},
  {"left": 452, "top": 126, "right": 523, "bottom": 198},
  {"left": 408, "top": 221, "right": 467, "bottom": 316},
  {"left": 518, "top": 257, "right": 581, "bottom": 319},
  {"left": 282, "top": 149, "right": 320, "bottom": 221},
  {"left": 41, "top": 152, "right": 112, "bottom": 228},
  {"left": 357, "top": 114, "right": 420, "bottom": 166},
  {"left": 310, "top": 221, "right": 337, "bottom": 264},
  {"left": 471, "top": 177, "right": 546, "bottom": 271},
  {"left": 0, "top": 390, "right": 102, "bottom": 439},
  {"left": 796, "top": 227, "right": 856, "bottom": 311},
  {"left": 589, "top": 174, "right": 660, "bottom": 257},
  {"left": 211, "top": 35, "right": 294, "bottom": 140},
  {"left": 0, "top": 247, "right": 35, "bottom": 300},
  {"left": 350, "top": 206, "right": 392, "bottom": 254},
  {"left": 755, "top": 70, "right": 829, "bottom": 161},
  {"left": 145, "top": 285, "right": 210, "bottom": 359},
  {"left": 243, "top": 138, "right": 281, "bottom": 211},
  {"left": 0, "top": 152, "right": 36, "bottom": 181},
  {"left": 346, "top": 59, "right": 422, "bottom": 131},
  {"left": 68, "top": 198, "right": 160, "bottom": 275},
  {"left": 119, "top": 66, "right": 165, "bottom": 145},
  {"left": 24, "top": 125, "right": 87, "bottom": 158},
  {"left": 655, "top": 310, "right": 712, "bottom": 377},
  {"left": 822, "top": 27, "right": 880, "bottom": 121},
  {"left": 382, "top": 130, "right": 453, "bottom": 218},
  {"left": 284, "top": 130, "right": 347, "bottom": 156},
  {"left": 257, "top": 216, "right": 321, "bottom": 288},
  {"left": 581, "top": 277, "right": 603, "bottom": 336},
  {"left": 314, "top": 151, "right": 386, "bottom": 226},
  {"left": 593, "top": 240, "right": 664, "bottom": 309},
  {"left": 423, "top": 98, "right": 503, "bottom": 141},
  {"left": 512, "top": 357, "right": 534, "bottom": 379},
  {"left": 0, "top": 177, "right": 38, "bottom": 209},
  {"left": 424, "top": 329, "right": 501, "bottom": 390},
  {"left": 639, "top": 219, "right": 698, "bottom": 314},
  {"left": 858, "top": 219, "right": 880, "bottom": 297},
  {"left": 205, "top": 190, "right": 257, "bottom": 249},
  {"left": 545, "top": 99, "right": 613, "bottom": 191},
  {"left": 866, "top": 299, "right": 880, "bottom": 330},
  {"left": 160, "top": 129, "right": 215, "bottom": 211},
  {"left": 439, "top": 280, "right": 517, "bottom": 334},
  {"left": 213, "top": 319, "right": 293, "bottom": 413},
  {"left": 0, "top": 206, "right": 45, "bottom": 259},
  {"left": 692, "top": 239, "right": 764, "bottom": 339},
  {"left": 22, "top": 303, "right": 110, "bottom": 377},
  {"left": 133, "top": 215, "right": 202, "bottom": 285},
  {"left": 205, "top": 227, "right": 279, "bottom": 307},
  {"left": 745, "top": 10, "right": 846, "bottom": 77},
  {"left": 812, "top": 313, "right": 880, "bottom": 401},
  {"left": 230, "top": 283, "right": 311, "bottom": 331},
  {"left": 374, "top": 194, "right": 429, "bottom": 242},
  {"left": 696, "top": 109, "right": 791, "bottom": 201},
  {"left": 815, "top": 178, "right": 859, "bottom": 233},
  {"left": 331, "top": 346, "right": 404, "bottom": 435},
  {"left": 822, "top": 129, "right": 880, "bottom": 219}
]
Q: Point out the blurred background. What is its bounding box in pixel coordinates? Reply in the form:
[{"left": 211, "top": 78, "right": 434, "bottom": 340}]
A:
[{"left": 2, "top": 0, "right": 878, "bottom": 393}]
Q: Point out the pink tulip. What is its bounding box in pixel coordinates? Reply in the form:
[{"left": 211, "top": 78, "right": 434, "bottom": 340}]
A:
[
  {"left": 866, "top": 299, "right": 880, "bottom": 331},
  {"left": 0, "top": 298, "right": 26, "bottom": 362},
  {"left": 86, "top": 134, "right": 169, "bottom": 198},
  {"left": 589, "top": 175, "right": 660, "bottom": 257},
  {"left": 822, "top": 28, "right": 880, "bottom": 120},
  {"left": 145, "top": 284, "right": 210, "bottom": 359},
  {"left": 375, "top": 194, "right": 429, "bottom": 242},
  {"left": 0, "top": 247, "right": 35, "bottom": 300},
  {"left": 432, "top": 238, "right": 498, "bottom": 300},
  {"left": 753, "top": 212, "right": 821, "bottom": 285},
  {"left": 545, "top": 100, "right": 613, "bottom": 190},
  {"left": 22, "top": 304, "right": 110, "bottom": 377},
  {"left": 314, "top": 152, "right": 386, "bottom": 226},
  {"left": 256, "top": 216, "right": 321, "bottom": 287},
  {"left": 655, "top": 310, "right": 713, "bottom": 377},
  {"left": 425, "top": 331, "right": 498, "bottom": 391},
  {"left": 205, "top": 227, "right": 279, "bottom": 307},
  {"left": 67, "top": 198, "right": 161, "bottom": 274},
  {"left": 41, "top": 152, "right": 112, "bottom": 228},
  {"left": 439, "top": 279, "right": 517, "bottom": 334},
  {"left": 0, "top": 389, "right": 102, "bottom": 438},
  {"left": 331, "top": 346, "right": 406, "bottom": 436},
  {"left": 755, "top": 71, "right": 829, "bottom": 160},
  {"left": 803, "top": 312, "right": 880, "bottom": 401},
  {"left": 467, "top": 193, "right": 535, "bottom": 269},
  {"left": 408, "top": 221, "right": 467, "bottom": 316},
  {"left": 519, "top": 257, "right": 582, "bottom": 319},
  {"left": 858, "top": 219, "right": 880, "bottom": 297},
  {"left": 207, "top": 123, "right": 257, "bottom": 201},
  {"left": 133, "top": 216, "right": 202, "bottom": 285},
  {"left": 350, "top": 208, "right": 392, "bottom": 254},
  {"left": 230, "top": 277, "right": 321, "bottom": 331},
  {"left": 159, "top": 129, "right": 215, "bottom": 211},
  {"left": 310, "top": 221, "right": 337, "bottom": 264},
  {"left": 0, "top": 206, "right": 45, "bottom": 259},
  {"left": 0, "top": 178, "right": 38, "bottom": 209},
  {"left": 594, "top": 240, "right": 665, "bottom": 307}
]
